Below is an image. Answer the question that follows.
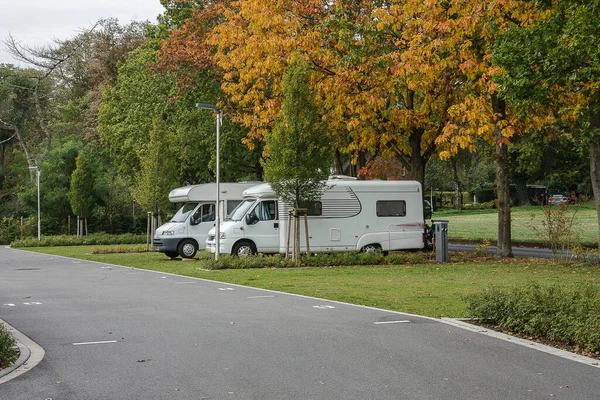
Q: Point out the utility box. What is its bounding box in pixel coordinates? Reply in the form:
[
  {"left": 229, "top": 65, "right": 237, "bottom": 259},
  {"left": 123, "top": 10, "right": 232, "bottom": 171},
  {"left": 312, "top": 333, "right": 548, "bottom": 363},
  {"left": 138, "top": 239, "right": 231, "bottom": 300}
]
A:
[{"left": 432, "top": 220, "right": 449, "bottom": 262}]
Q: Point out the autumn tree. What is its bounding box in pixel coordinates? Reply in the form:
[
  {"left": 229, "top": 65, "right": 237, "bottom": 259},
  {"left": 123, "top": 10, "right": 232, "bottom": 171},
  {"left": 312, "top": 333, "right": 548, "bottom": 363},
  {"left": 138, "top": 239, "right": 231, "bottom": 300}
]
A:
[
  {"left": 431, "top": 0, "right": 549, "bottom": 257},
  {"left": 262, "top": 55, "right": 331, "bottom": 264}
]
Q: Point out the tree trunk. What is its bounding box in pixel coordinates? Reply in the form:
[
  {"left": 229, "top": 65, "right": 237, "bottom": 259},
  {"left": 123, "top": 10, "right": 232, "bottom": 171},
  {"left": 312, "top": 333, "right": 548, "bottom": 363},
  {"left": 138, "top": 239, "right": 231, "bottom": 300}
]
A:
[
  {"left": 589, "top": 135, "right": 600, "bottom": 254},
  {"left": 294, "top": 211, "right": 301, "bottom": 266},
  {"left": 493, "top": 96, "right": 513, "bottom": 257},
  {"left": 451, "top": 157, "right": 462, "bottom": 210}
]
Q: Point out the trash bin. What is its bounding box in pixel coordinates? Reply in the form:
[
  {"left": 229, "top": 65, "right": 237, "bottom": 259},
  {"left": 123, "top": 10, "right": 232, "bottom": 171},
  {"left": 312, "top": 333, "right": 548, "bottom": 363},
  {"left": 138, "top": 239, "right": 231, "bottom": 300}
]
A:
[{"left": 432, "top": 220, "right": 449, "bottom": 262}]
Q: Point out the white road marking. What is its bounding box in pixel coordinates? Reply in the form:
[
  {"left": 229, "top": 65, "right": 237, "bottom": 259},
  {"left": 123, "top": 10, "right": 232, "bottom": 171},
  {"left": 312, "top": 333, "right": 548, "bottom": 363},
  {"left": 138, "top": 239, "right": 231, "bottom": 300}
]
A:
[
  {"left": 23, "top": 302, "right": 42, "bottom": 305},
  {"left": 374, "top": 320, "right": 410, "bottom": 325},
  {"left": 72, "top": 340, "right": 118, "bottom": 346},
  {"left": 313, "top": 305, "right": 336, "bottom": 309},
  {"left": 246, "top": 295, "right": 275, "bottom": 299},
  {"left": 101, "top": 266, "right": 112, "bottom": 269},
  {"left": 3, "top": 304, "right": 15, "bottom": 307},
  {"left": 218, "top": 288, "right": 235, "bottom": 291},
  {"left": 156, "top": 276, "right": 167, "bottom": 279}
]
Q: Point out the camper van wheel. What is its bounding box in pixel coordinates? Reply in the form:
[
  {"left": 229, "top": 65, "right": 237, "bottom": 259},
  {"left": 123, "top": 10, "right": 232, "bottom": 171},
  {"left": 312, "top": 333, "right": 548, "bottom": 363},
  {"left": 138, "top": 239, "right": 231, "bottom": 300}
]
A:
[
  {"left": 164, "top": 251, "right": 179, "bottom": 259},
  {"left": 178, "top": 239, "right": 198, "bottom": 259},
  {"left": 232, "top": 241, "right": 256, "bottom": 257},
  {"left": 362, "top": 244, "right": 382, "bottom": 254}
]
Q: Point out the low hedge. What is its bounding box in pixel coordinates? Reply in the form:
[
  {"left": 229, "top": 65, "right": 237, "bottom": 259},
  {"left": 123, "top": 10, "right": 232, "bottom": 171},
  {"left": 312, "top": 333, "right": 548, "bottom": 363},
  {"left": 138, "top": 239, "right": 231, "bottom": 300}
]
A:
[
  {"left": 10, "top": 233, "right": 147, "bottom": 248},
  {"left": 196, "top": 250, "right": 434, "bottom": 270},
  {"left": 464, "top": 283, "right": 600, "bottom": 353}
]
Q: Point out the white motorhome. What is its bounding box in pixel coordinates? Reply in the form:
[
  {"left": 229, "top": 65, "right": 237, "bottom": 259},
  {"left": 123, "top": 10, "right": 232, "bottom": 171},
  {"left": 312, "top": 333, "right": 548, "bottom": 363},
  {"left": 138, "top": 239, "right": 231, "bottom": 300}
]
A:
[
  {"left": 206, "top": 179, "right": 425, "bottom": 256},
  {"left": 153, "top": 182, "right": 261, "bottom": 258}
]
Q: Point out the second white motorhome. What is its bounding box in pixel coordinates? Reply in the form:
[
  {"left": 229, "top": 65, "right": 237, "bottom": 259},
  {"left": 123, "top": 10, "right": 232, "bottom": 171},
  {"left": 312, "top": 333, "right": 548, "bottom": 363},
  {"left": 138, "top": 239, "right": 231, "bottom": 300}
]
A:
[
  {"left": 153, "top": 182, "right": 261, "bottom": 258},
  {"left": 206, "top": 179, "right": 425, "bottom": 256}
]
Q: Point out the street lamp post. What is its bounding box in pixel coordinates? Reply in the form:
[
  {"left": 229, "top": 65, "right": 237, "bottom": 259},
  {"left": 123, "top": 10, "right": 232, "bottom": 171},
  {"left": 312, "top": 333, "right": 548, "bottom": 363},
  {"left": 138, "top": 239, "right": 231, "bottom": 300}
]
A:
[
  {"left": 29, "top": 166, "right": 41, "bottom": 240},
  {"left": 196, "top": 103, "right": 222, "bottom": 261}
]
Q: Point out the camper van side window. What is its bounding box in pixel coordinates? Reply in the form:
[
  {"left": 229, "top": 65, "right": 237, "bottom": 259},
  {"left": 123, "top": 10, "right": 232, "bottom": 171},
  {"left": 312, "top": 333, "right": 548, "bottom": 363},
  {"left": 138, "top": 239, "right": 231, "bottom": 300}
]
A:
[
  {"left": 298, "top": 200, "right": 322, "bottom": 216},
  {"left": 259, "top": 200, "right": 277, "bottom": 221},
  {"left": 200, "top": 203, "right": 215, "bottom": 222},
  {"left": 376, "top": 200, "right": 406, "bottom": 217}
]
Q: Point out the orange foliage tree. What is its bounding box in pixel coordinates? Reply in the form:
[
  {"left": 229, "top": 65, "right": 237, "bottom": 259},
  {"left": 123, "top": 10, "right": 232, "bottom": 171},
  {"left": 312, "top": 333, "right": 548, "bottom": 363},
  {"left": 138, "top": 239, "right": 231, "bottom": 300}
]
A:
[{"left": 433, "top": 0, "right": 551, "bottom": 256}]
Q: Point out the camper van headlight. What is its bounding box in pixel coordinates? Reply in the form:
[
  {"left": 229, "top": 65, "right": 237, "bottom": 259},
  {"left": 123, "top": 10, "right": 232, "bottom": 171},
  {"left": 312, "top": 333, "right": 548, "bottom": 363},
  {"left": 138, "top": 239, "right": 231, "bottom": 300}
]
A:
[
  {"left": 219, "top": 232, "right": 226, "bottom": 239},
  {"left": 162, "top": 230, "right": 175, "bottom": 236}
]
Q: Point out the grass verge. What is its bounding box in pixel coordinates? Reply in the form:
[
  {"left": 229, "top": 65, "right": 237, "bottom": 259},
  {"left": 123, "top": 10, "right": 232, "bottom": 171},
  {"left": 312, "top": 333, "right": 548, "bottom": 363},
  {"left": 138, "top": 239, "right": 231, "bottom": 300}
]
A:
[
  {"left": 434, "top": 203, "right": 598, "bottom": 247},
  {"left": 22, "top": 245, "right": 600, "bottom": 318}
]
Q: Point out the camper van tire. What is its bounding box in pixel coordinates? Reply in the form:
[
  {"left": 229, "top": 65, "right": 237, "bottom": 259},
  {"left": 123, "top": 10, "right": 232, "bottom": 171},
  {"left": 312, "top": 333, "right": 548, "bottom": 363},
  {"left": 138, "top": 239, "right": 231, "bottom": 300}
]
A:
[
  {"left": 178, "top": 239, "right": 198, "bottom": 259},
  {"left": 361, "top": 244, "right": 383, "bottom": 254},
  {"left": 232, "top": 241, "right": 257, "bottom": 257}
]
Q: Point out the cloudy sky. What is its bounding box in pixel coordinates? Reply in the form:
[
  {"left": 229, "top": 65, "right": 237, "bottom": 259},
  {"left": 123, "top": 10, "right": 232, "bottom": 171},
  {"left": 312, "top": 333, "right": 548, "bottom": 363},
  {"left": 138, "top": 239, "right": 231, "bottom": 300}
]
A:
[{"left": 0, "top": 0, "right": 165, "bottom": 65}]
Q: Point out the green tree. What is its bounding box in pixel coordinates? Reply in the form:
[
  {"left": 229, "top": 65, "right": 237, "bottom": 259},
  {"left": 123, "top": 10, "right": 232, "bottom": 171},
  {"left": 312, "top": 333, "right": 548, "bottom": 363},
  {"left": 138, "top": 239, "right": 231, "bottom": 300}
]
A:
[
  {"left": 131, "top": 116, "right": 177, "bottom": 218},
  {"left": 69, "top": 151, "right": 95, "bottom": 236},
  {"left": 493, "top": 0, "right": 600, "bottom": 251},
  {"left": 262, "top": 56, "right": 331, "bottom": 263}
]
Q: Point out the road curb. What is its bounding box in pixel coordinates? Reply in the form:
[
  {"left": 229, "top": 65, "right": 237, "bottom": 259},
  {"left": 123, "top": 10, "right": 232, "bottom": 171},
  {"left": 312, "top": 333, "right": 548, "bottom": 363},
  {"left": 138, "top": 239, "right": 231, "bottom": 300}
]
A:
[
  {"left": 0, "top": 319, "right": 45, "bottom": 384},
  {"left": 442, "top": 318, "right": 600, "bottom": 369}
]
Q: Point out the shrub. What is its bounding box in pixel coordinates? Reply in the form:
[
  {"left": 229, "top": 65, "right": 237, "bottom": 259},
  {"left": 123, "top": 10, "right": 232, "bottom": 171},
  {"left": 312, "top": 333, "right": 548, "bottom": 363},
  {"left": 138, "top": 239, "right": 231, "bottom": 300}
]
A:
[
  {"left": 197, "top": 251, "right": 388, "bottom": 270},
  {"left": 464, "top": 283, "right": 600, "bottom": 353},
  {"left": 198, "top": 254, "right": 295, "bottom": 270},
  {"left": 10, "top": 233, "right": 147, "bottom": 248},
  {"left": 0, "top": 323, "right": 18, "bottom": 369},
  {"left": 0, "top": 217, "right": 36, "bottom": 245},
  {"left": 529, "top": 201, "right": 580, "bottom": 259}
]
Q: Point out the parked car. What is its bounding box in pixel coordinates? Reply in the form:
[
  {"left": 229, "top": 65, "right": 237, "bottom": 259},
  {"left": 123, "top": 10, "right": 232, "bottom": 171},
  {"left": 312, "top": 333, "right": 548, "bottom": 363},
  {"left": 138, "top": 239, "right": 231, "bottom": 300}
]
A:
[
  {"left": 548, "top": 194, "right": 569, "bottom": 205},
  {"left": 424, "top": 200, "right": 432, "bottom": 220}
]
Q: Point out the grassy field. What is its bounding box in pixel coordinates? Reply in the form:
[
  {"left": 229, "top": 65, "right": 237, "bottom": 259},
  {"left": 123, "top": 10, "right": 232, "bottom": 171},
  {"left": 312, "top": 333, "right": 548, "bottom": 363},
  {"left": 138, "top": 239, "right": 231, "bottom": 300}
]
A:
[
  {"left": 435, "top": 203, "right": 598, "bottom": 246},
  {"left": 25, "top": 245, "right": 600, "bottom": 318}
]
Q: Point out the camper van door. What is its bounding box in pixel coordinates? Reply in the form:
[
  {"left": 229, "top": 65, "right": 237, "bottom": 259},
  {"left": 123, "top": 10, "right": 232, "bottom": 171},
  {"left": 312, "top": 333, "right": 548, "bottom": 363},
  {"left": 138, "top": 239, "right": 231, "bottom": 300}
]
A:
[
  {"left": 244, "top": 200, "right": 279, "bottom": 252},
  {"left": 188, "top": 202, "right": 216, "bottom": 248}
]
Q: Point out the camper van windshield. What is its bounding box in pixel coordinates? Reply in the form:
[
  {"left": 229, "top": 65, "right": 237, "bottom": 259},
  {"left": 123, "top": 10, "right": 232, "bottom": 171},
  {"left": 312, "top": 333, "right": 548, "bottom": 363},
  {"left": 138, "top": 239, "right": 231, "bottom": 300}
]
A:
[
  {"left": 170, "top": 202, "right": 199, "bottom": 223},
  {"left": 228, "top": 199, "right": 256, "bottom": 221}
]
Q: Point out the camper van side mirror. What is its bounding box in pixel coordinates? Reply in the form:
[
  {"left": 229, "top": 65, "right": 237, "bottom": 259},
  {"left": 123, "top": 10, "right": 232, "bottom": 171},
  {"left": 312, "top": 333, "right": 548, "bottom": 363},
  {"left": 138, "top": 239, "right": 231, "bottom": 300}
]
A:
[{"left": 246, "top": 213, "right": 258, "bottom": 225}]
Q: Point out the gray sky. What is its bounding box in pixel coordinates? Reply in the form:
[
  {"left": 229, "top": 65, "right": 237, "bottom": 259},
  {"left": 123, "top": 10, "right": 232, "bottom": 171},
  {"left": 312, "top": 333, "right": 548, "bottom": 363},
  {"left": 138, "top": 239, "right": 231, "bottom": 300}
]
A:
[{"left": 0, "top": 0, "right": 165, "bottom": 65}]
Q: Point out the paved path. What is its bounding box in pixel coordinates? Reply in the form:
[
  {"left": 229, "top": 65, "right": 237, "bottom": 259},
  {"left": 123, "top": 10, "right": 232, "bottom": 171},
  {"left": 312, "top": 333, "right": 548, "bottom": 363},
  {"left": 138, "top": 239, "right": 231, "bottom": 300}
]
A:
[{"left": 1, "top": 247, "right": 598, "bottom": 399}]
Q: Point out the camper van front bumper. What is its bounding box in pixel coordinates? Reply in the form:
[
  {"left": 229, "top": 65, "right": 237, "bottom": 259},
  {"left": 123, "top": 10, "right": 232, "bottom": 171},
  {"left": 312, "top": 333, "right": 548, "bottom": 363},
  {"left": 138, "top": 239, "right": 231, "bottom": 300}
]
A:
[{"left": 152, "top": 238, "right": 179, "bottom": 253}]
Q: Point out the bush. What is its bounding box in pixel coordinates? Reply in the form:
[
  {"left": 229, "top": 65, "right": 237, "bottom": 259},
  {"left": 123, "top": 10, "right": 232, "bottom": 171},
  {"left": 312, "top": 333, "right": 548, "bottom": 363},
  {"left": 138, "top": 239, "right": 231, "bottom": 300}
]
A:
[
  {"left": 464, "top": 283, "right": 600, "bottom": 353},
  {"left": 198, "top": 254, "right": 295, "bottom": 270},
  {"left": 303, "top": 251, "right": 385, "bottom": 267},
  {"left": 0, "top": 217, "right": 36, "bottom": 245},
  {"left": 197, "top": 251, "right": 389, "bottom": 270},
  {"left": 10, "top": 233, "right": 147, "bottom": 248},
  {"left": 0, "top": 323, "right": 18, "bottom": 369}
]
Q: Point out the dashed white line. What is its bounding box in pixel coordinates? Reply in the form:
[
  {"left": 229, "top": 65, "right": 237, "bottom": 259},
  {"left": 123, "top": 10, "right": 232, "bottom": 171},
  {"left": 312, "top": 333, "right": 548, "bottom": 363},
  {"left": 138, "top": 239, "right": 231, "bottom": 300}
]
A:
[
  {"left": 374, "top": 320, "right": 410, "bottom": 325},
  {"left": 313, "top": 305, "right": 336, "bottom": 309},
  {"left": 73, "top": 340, "right": 118, "bottom": 346},
  {"left": 218, "top": 288, "right": 235, "bottom": 291}
]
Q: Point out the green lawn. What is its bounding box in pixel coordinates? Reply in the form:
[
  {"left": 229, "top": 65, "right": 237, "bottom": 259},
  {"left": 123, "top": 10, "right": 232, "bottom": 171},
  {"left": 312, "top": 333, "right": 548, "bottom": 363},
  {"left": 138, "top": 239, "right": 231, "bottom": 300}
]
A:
[
  {"left": 435, "top": 203, "right": 598, "bottom": 246},
  {"left": 25, "top": 246, "right": 600, "bottom": 318}
]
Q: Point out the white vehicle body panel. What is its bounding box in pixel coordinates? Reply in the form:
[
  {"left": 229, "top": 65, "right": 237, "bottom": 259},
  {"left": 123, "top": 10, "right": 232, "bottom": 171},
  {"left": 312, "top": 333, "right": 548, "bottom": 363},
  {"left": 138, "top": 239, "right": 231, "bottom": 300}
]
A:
[
  {"left": 206, "top": 180, "right": 425, "bottom": 255},
  {"left": 153, "top": 182, "right": 261, "bottom": 256}
]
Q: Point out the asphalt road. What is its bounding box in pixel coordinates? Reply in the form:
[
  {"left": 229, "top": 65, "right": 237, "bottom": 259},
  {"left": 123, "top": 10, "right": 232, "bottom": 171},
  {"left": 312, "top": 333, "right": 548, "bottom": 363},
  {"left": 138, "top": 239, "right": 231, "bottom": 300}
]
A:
[{"left": 1, "top": 247, "right": 599, "bottom": 399}]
